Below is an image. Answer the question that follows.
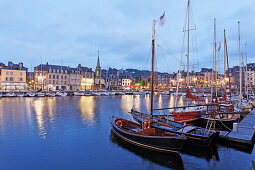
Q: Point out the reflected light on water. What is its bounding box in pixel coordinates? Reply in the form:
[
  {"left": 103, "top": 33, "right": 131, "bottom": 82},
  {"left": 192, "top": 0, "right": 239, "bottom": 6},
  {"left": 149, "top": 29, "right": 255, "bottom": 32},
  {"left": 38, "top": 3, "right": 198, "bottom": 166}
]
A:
[
  {"left": 178, "top": 97, "right": 184, "bottom": 107},
  {"left": 33, "top": 99, "right": 47, "bottom": 139},
  {"left": 169, "top": 95, "right": 175, "bottom": 109},
  {"left": 25, "top": 98, "right": 33, "bottom": 126},
  {"left": 133, "top": 95, "right": 140, "bottom": 111},
  {"left": 46, "top": 98, "right": 56, "bottom": 123},
  {"left": 120, "top": 95, "right": 134, "bottom": 114},
  {"left": 79, "top": 96, "right": 95, "bottom": 125},
  {"left": 157, "top": 95, "right": 163, "bottom": 114},
  {"left": 145, "top": 94, "right": 150, "bottom": 112}
]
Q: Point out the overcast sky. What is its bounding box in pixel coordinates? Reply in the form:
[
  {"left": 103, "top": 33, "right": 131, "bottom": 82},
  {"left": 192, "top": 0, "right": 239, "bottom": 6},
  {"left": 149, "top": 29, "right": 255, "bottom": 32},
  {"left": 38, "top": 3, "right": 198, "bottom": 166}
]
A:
[{"left": 0, "top": 0, "right": 254, "bottom": 72}]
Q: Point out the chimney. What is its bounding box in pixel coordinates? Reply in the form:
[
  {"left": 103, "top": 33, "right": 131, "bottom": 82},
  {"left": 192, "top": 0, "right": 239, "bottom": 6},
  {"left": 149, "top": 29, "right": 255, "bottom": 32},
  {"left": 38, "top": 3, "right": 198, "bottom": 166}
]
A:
[
  {"left": 19, "top": 62, "right": 23, "bottom": 69},
  {"left": 8, "top": 61, "right": 13, "bottom": 67}
]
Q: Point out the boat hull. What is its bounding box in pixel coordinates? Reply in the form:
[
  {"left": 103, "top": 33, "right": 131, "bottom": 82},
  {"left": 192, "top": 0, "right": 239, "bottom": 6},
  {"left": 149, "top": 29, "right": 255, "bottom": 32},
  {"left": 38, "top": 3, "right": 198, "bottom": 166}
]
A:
[
  {"left": 130, "top": 111, "right": 217, "bottom": 146},
  {"left": 111, "top": 117, "right": 185, "bottom": 153},
  {"left": 173, "top": 111, "right": 201, "bottom": 123},
  {"left": 201, "top": 117, "right": 237, "bottom": 129}
]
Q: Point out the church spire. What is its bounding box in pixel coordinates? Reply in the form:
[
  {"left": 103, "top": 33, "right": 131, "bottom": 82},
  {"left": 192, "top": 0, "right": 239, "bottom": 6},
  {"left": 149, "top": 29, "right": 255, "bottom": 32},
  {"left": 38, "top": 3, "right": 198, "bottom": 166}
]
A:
[
  {"left": 97, "top": 50, "right": 100, "bottom": 68},
  {"left": 95, "top": 50, "right": 101, "bottom": 79}
]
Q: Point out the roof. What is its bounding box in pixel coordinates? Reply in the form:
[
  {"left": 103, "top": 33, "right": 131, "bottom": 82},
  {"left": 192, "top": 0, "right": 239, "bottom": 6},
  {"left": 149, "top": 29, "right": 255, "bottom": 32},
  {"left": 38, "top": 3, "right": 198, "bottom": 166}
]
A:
[{"left": 0, "top": 62, "right": 27, "bottom": 71}]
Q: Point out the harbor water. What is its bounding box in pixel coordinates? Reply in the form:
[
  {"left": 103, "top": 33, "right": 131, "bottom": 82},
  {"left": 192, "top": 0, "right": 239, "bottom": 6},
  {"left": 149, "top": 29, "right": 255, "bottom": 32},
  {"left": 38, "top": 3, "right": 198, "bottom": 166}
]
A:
[{"left": 0, "top": 95, "right": 254, "bottom": 169}]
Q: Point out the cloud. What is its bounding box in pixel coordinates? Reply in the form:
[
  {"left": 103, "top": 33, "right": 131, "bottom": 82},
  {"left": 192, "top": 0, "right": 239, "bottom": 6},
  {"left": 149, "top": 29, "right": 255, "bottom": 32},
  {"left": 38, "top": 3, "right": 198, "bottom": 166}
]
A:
[{"left": 0, "top": 0, "right": 254, "bottom": 72}]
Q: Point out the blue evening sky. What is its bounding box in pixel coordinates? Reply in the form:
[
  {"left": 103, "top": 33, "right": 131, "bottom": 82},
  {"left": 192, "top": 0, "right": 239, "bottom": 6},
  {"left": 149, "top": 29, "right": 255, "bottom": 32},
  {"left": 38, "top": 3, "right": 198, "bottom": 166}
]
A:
[{"left": 0, "top": 0, "right": 254, "bottom": 72}]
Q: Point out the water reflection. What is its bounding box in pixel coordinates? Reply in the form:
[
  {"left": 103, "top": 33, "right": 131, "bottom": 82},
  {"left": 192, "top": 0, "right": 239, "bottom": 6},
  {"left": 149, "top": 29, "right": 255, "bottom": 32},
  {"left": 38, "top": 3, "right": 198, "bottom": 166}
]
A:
[
  {"left": 110, "top": 131, "right": 184, "bottom": 170},
  {"left": 181, "top": 144, "right": 219, "bottom": 161},
  {"left": 145, "top": 94, "right": 150, "bottom": 112},
  {"left": 47, "top": 98, "right": 56, "bottom": 123},
  {"left": 120, "top": 95, "right": 135, "bottom": 114},
  {"left": 0, "top": 96, "right": 252, "bottom": 170},
  {"left": 133, "top": 95, "right": 140, "bottom": 111},
  {"left": 33, "top": 98, "right": 47, "bottom": 139},
  {"left": 79, "top": 96, "right": 95, "bottom": 125}
]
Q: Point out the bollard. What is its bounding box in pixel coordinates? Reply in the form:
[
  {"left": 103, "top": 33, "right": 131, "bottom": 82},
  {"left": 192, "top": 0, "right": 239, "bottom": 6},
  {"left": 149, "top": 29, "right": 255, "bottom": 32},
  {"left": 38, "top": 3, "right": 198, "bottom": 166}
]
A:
[{"left": 233, "top": 122, "right": 238, "bottom": 132}]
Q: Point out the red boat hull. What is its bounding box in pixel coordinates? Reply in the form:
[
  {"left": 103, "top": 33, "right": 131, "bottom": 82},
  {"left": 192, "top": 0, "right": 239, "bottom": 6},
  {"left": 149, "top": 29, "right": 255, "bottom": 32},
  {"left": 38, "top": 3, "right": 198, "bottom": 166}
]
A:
[{"left": 173, "top": 111, "right": 201, "bottom": 123}]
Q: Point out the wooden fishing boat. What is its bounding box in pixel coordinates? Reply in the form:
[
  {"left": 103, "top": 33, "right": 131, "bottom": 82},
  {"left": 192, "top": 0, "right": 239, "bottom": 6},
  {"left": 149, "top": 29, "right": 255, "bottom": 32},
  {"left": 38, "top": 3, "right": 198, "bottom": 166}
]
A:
[
  {"left": 111, "top": 15, "right": 187, "bottom": 153},
  {"left": 130, "top": 110, "right": 217, "bottom": 146},
  {"left": 201, "top": 103, "right": 240, "bottom": 129},
  {"left": 111, "top": 116, "right": 186, "bottom": 153},
  {"left": 172, "top": 106, "right": 206, "bottom": 123}
]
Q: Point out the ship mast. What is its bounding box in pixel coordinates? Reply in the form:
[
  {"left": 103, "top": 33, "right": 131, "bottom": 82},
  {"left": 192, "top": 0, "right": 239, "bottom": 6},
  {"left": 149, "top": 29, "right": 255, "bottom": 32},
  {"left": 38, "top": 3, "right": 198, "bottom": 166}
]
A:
[
  {"left": 186, "top": 0, "right": 190, "bottom": 85},
  {"left": 224, "top": 30, "right": 232, "bottom": 102},
  {"left": 150, "top": 20, "right": 156, "bottom": 116},
  {"left": 213, "top": 18, "right": 218, "bottom": 98},
  {"left": 238, "top": 21, "right": 243, "bottom": 101}
]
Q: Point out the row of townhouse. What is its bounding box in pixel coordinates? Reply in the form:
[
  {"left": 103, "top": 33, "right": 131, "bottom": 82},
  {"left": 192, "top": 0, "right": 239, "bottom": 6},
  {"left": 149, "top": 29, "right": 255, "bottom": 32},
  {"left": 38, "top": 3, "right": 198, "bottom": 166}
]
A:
[
  {"left": 2, "top": 60, "right": 255, "bottom": 92},
  {"left": 34, "top": 63, "right": 94, "bottom": 91}
]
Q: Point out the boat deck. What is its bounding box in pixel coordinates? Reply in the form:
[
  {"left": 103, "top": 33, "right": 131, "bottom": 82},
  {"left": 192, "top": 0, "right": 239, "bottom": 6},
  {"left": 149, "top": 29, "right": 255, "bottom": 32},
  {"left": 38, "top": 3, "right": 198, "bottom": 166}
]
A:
[
  {"left": 219, "top": 109, "right": 255, "bottom": 145},
  {"left": 177, "top": 126, "right": 196, "bottom": 133}
]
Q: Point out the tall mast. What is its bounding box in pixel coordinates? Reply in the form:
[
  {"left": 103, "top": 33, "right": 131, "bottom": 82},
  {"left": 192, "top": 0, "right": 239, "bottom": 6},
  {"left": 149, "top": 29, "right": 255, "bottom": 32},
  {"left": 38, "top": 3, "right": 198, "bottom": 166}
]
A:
[
  {"left": 224, "top": 30, "right": 227, "bottom": 81},
  {"left": 238, "top": 21, "right": 243, "bottom": 100},
  {"left": 186, "top": 0, "right": 190, "bottom": 85},
  {"left": 150, "top": 20, "right": 156, "bottom": 116},
  {"left": 245, "top": 43, "right": 248, "bottom": 97},
  {"left": 213, "top": 18, "right": 218, "bottom": 98},
  {"left": 40, "top": 56, "right": 43, "bottom": 90},
  {"left": 224, "top": 30, "right": 232, "bottom": 101}
]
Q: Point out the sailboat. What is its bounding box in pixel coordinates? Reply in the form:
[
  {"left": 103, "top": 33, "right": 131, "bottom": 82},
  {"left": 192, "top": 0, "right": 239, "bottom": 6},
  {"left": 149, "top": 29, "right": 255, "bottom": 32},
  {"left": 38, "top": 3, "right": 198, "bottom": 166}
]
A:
[
  {"left": 111, "top": 15, "right": 186, "bottom": 153},
  {"left": 201, "top": 21, "right": 244, "bottom": 129},
  {"left": 165, "top": 0, "right": 206, "bottom": 123}
]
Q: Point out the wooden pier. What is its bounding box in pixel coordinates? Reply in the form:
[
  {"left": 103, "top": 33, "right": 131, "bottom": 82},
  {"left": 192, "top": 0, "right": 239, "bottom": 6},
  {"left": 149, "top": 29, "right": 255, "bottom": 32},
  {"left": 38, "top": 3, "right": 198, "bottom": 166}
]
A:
[{"left": 219, "top": 110, "right": 255, "bottom": 145}]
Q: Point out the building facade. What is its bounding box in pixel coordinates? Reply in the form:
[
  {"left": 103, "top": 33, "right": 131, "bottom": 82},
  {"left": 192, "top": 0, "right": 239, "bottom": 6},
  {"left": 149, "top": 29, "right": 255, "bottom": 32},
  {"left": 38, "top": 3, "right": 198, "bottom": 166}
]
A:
[
  {"left": 0, "top": 62, "right": 27, "bottom": 91},
  {"left": 34, "top": 63, "right": 91, "bottom": 91}
]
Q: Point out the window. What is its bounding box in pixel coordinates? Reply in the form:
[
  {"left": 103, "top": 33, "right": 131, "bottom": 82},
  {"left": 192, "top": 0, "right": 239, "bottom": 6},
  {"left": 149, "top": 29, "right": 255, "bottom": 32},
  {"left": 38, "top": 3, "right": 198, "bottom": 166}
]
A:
[
  {"left": 57, "top": 75, "right": 59, "bottom": 79},
  {"left": 65, "top": 76, "right": 67, "bottom": 79},
  {"left": 53, "top": 80, "right": 55, "bottom": 84},
  {"left": 49, "top": 80, "right": 51, "bottom": 84},
  {"left": 6, "top": 72, "right": 9, "bottom": 75},
  {"left": 61, "top": 75, "right": 63, "bottom": 79},
  {"left": 19, "top": 78, "right": 23, "bottom": 81},
  {"left": 10, "top": 72, "right": 13, "bottom": 75},
  {"left": 49, "top": 75, "right": 51, "bottom": 79},
  {"left": 6, "top": 77, "right": 8, "bottom": 81},
  {"left": 10, "top": 77, "right": 13, "bottom": 81},
  {"left": 53, "top": 75, "right": 55, "bottom": 79},
  {"left": 20, "top": 72, "right": 22, "bottom": 76}
]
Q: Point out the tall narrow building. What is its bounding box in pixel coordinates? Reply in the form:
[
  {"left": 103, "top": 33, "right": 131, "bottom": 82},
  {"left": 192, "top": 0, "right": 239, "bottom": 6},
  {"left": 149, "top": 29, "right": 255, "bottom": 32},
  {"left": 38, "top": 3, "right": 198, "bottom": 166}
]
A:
[
  {"left": 94, "top": 51, "right": 105, "bottom": 89},
  {"left": 95, "top": 51, "right": 101, "bottom": 79}
]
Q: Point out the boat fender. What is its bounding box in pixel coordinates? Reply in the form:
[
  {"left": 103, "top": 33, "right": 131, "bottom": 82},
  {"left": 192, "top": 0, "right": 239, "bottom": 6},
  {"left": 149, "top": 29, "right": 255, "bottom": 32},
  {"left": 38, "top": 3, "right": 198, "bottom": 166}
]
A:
[
  {"left": 146, "top": 121, "right": 151, "bottom": 129},
  {"left": 116, "top": 120, "right": 123, "bottom": 127},
  {"left": 143, "top": 121, "right": 150, "bottom": 129},
  {"left": 219, "top": 114, "right": 224, "bottom": 119}
]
